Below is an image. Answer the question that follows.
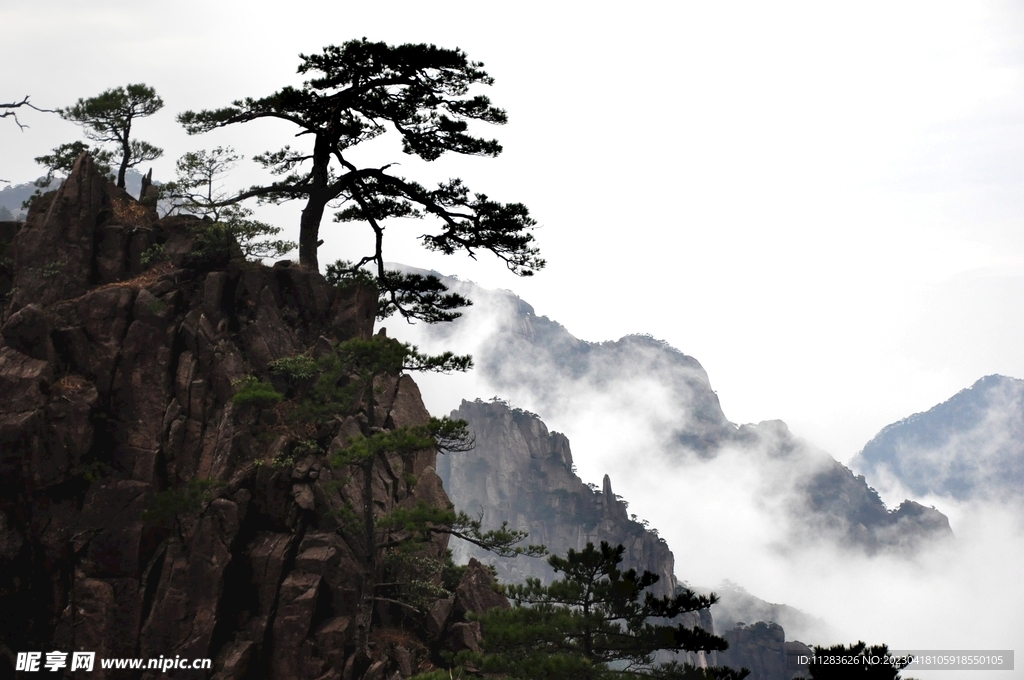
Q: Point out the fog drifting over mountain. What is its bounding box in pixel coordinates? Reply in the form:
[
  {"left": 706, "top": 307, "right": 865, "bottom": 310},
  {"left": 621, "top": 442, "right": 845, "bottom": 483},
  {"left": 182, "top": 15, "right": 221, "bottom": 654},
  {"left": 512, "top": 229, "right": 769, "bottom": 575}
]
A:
[{"left": 388, "top": 267, "right": 1024, "bottom": 676}]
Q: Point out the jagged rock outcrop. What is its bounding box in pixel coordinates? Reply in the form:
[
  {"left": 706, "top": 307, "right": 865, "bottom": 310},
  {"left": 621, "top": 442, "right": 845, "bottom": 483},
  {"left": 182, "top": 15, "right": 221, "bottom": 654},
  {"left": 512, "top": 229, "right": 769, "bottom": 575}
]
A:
[
  {"left": 718, "top": 622, "right": 787, "bottom": 680},
  {"left": 437, "top": 398, "right": 715, "bottom": 668},
  {"left": 691, "top": 581, "right": 829, "bottom": 680},
  {"left": 0, "top": 155, "right": 459, "bottom": 679},
  {"left": 438, "top": 399, "right": 678, "bottom": 595}
]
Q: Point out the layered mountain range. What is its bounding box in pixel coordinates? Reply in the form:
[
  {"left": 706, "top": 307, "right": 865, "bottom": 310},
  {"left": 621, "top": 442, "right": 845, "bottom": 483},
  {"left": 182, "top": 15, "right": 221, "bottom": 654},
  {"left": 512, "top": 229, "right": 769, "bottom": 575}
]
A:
[{"left": 390, "top": 265, "right": 953, "bottom": 555}]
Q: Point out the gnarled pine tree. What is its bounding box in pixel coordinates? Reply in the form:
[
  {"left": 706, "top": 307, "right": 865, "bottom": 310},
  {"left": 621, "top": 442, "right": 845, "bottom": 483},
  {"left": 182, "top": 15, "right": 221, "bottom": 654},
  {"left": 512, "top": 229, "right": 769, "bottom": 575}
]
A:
[
  {"left": 62, "top": 84, "right": 164, "bottom": 189},
  {"left": 178, "top": 39, "right": 544, "bottom": 322}
]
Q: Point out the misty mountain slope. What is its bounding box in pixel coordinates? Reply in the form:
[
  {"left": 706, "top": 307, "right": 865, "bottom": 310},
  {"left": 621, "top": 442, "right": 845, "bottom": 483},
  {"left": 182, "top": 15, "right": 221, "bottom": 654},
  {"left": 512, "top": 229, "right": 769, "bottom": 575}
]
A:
[
  {"left": 437, "top": 398, "right": 681, "bottom": 596},
  {"left": 734, "top": 419, "right": 953, "bottom": 553},
  {"left": 388, "top": 263, "right": 736, "bottom": 457},
  {"left": 438, "top": 398, "right": 720, "bottom": 670},
  {"left": 851, "top": 374, "right": 1024, "bottom": 501},
  {"left": 699, "top": 583, "right": 836, "bottom": 643},
  {"left": 393, "top": 265, "right": 952, "bottom": 555},
  {"left": 0, "top": 180, "right": 41, "bottom": 220}
]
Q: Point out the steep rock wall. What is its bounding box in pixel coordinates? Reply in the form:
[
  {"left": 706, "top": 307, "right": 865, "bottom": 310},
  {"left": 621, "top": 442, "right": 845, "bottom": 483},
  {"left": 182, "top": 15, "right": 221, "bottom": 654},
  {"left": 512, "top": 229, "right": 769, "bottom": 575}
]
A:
[
  {"left": 438, "top": 399, "right": 678, "bottom": 595},
  {"left": 0, "top": 156, "right": 457, "bottom": 679}
]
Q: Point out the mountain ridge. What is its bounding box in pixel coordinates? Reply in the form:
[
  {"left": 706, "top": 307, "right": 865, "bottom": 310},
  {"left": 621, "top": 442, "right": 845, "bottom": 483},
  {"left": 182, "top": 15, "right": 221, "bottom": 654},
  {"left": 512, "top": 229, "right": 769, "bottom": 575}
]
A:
[
  {"left": 851, "top": 373, "right": 1024, "bottom": 501},
  {"left": 389, "top": 264, "right": 954, "bottom": 554}
]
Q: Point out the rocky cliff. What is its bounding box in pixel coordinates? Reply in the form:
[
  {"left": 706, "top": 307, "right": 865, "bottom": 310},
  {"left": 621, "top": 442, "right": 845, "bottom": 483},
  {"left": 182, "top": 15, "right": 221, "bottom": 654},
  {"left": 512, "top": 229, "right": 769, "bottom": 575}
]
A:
[
  {"left": 436, "top": 398, "right": 715, "bottom": 668},
  {"left": 437, "top": 399, "right": 678, "bottom": 593},
  {"left": 715, "top": 623, "right": 813, "bottom": 680},
  {"left": 0, "top": 156, "right": 484, "bottom": 679},
  {"left": 436, "top": 398, "right": 842, "bottom": 680}
]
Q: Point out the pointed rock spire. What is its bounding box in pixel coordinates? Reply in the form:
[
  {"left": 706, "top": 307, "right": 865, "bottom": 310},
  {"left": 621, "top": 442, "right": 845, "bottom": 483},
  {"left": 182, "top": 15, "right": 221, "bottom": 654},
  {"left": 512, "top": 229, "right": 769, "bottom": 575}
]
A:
[{"left": 10, "top": 152, "right": 110, "bottom": 308}]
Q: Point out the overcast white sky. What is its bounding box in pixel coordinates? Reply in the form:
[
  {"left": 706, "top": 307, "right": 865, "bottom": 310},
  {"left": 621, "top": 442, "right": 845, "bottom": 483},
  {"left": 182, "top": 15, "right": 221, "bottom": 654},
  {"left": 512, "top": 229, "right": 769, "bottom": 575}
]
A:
[{"left": 5, "top": 0, "right": 1024, "bottom": 462}]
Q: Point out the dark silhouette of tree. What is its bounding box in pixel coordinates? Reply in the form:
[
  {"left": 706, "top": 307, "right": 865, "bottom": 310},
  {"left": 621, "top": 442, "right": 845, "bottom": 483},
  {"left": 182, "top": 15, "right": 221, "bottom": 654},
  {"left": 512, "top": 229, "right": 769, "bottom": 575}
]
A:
[
  {"left": 164, "top": 146, "right": 242, "bottom": 221},
  {"left": 178, "top": 39, "right": 543, "bottom": 321},
  {"left": 1, "top": 96, "right": 56, "bottom": 130},
  {"left": 62, "top": 84, "right": 164, "bottom": 189},
  {"left": 798, "top": 642, "right": 911, "bottom": 679},
  {"left": 163, "top": 147, "right": 295, "bottom": 260},
  {"left": 436, "top": 541, "right": 748, "bottom": 680},
  {"left": 34, "top": 141, "right": 115, "bottom": 185}
]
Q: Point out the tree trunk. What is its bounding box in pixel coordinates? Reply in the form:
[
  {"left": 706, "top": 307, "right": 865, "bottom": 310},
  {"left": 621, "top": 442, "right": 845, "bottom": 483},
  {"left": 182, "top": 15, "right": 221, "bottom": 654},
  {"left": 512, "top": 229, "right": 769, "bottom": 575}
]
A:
[
  {"left": 298, "top": 127, "right": 336, "bottom": 272},
  {"left": 116, "top": 143, "right": 130, "bottom": 189},
  {"left": 299, "top": 193, "right": 327, "bottom": 271},
  {"left": 117, "top": 125, "right": 131, "bottom": 189}
]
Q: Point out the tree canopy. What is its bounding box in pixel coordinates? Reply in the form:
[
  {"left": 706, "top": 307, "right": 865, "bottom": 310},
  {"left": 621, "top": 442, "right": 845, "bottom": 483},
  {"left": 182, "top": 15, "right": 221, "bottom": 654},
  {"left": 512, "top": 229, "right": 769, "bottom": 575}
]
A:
[
  {"left": 163, "top": 146, "right": 295, "bottom": 260},
  {"left": 798, "top": 642, "right": 911, "bottom": 680},
  {"left": 178, "top": 38, "right": 544, "bottom": 322},
  {"left": 440, "top": 541, "right": 748, "bottom": 680},
  {"left": 34, "top": 141, "right": 115, "bottom": 186},
  {"left": 62, "top": 84, "right": 164, "bottom": 189}
]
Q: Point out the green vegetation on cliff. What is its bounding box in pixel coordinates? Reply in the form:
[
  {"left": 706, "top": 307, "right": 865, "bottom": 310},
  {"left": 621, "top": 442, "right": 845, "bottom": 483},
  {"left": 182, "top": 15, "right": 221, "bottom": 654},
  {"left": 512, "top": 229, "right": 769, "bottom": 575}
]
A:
[{"left": 423, "top": 541, "right": 747, "bottom": 680}]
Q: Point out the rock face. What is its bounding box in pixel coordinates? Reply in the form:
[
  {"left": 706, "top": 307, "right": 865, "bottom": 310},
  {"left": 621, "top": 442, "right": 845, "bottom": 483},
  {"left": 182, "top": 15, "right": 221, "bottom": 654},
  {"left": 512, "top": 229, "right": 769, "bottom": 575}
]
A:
[
  {"left": 437, "top": 399, "right": 715, "bottom": 667},
  {"left": 395, "top": 265, "right": 954, "bottom": 554},
  {"left": 0, "top": 156, "right": 458, "bottom": 679},
  {"left": 717, "top": 623, "right": 811, "bottom": 680},
  {"left": 438, "top": 399, "right": 678, "bottom": 595},
  {"left": 851, "top": 374, "right": 1024, "bottom": 502},
  {"left": 719, "top": 622, "right": 788, "bottom": 680}
]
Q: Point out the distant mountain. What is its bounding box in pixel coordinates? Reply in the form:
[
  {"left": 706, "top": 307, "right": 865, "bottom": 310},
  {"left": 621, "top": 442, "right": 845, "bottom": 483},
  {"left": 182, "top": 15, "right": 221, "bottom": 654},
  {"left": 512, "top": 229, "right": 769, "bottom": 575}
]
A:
[
  {"left": 391, "top": 264, "right": 952, "bottom": 554},
  {"left": 0, "top": 169, "right": 149, "bottom": 220},
  {"left": 851, "top": 374, "right": 1024, "bottom": 501},
  {"left": 0, "top": 180, "right": 43, "bottom": 221}
]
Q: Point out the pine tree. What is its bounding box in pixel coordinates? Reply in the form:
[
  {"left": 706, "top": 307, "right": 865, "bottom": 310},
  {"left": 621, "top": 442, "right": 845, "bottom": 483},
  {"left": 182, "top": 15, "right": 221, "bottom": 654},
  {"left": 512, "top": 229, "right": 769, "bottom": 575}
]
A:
[
  {"left": 34, "top": 141, "right": 116, "bottom": 185},
  {"left": 163, "top": 146, "right": 295, "bottom": 260},
  {"left": 440, "top": 541, "right": 749, "bottom": 680},
  {"left": 252, "top": 335, "right": 543, "bottom": 650},
  {"left": 178, "top": 39, "right": 543, "bottom": 322},
  {"left": 799, "top": 642, "right": 911, "bottom": 680},
  {"left": 62, "top": 84, "right": 164, "bottom": 189}
]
